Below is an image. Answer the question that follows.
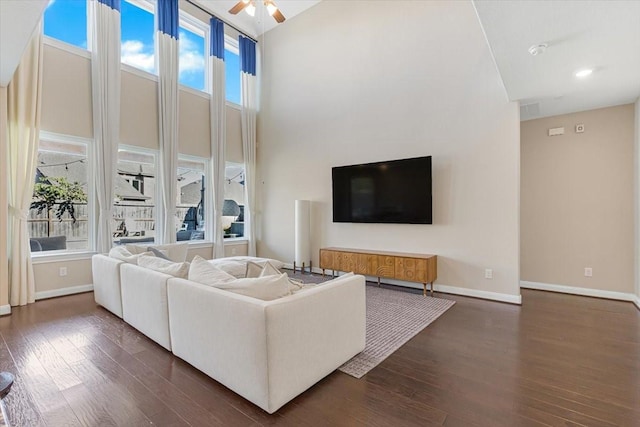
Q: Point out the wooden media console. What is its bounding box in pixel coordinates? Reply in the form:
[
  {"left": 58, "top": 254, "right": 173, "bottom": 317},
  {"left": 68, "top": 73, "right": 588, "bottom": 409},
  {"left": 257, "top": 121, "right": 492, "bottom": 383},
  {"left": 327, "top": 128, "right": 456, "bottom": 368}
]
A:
[{"left": 319, "top": 247, "right": 437, "bottom": 296}]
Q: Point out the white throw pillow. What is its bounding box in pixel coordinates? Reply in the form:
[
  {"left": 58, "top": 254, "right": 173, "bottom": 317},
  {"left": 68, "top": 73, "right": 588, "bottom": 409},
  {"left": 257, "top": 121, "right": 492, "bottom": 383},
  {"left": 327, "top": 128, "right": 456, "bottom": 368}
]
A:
[
  {"left": 246, "top": 260, "right": 281, "bottom": 278},
  {"left": 109, "top": 246, "right": 154, "bottom": 264},
  {"left": 221, "top": 256, "right": 285, "bottom": 270},
  {"left": 207, "top": 259, "right": 249, "bottom": 278},
  {"left": 126, "top": 242, "right": 188, "bottom": 262},
  {"left": 245, "top": 261, "right": 263, "bottom": 278},
  {"left": 213, "top": 273, "right": 292, "bottom": 301},
  {"left": 137, "top": 254, "right": 190, "bottom": 278},
  {"left": 209, "top": 257, "right": 286, "bottom": 278},
  {"left": 189, "top": 255, "right": 236, "bottom": 285}
]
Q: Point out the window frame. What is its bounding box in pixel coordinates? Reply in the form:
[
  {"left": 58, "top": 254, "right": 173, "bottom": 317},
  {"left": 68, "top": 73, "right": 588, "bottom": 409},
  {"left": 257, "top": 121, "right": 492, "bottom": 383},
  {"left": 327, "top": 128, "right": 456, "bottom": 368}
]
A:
[
  {"left": 178, "top": 10, "right": 210, "bottom": 94},
  {"left": 43, "top": 0, "right": 91, "bottom": 53},
  {"left": 119, "top": 0, "right": 158, "bottom": 77},
  {"left": 114, "top": 144, "right": 160, "bottom": 246},
  {"left": 32, "top": 131, "right": 95, "bottom": 257},
  {"left": 223, "top": 161, "right": 246, "bottom": 240},
  {"left": 177, "top": 154, "right": 212, "bottom": 244},
  {"left": 224, "top": 35, "right": 241, "bottom": 105}
]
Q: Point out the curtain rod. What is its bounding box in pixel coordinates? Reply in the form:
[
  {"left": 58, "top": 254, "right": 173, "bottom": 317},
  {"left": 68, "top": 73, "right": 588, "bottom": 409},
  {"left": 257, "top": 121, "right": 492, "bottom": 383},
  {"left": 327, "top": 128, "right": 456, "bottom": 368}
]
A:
[{"left": 184, "top": 0, "right": 258, "bottom": 43}]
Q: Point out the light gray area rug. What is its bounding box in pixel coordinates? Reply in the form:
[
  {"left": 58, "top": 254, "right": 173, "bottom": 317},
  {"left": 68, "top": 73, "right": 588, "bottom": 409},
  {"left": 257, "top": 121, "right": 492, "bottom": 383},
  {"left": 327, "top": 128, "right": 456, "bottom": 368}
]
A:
[{"left": 338, "top": 285, "right": 455, "bottom": 378}]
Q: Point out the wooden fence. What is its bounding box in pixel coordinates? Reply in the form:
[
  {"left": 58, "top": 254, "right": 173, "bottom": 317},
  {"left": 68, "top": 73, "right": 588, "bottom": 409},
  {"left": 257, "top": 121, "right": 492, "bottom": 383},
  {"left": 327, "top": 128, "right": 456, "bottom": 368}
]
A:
[{"left": 28, "top": 203, "right": 197, "bottom": 249}]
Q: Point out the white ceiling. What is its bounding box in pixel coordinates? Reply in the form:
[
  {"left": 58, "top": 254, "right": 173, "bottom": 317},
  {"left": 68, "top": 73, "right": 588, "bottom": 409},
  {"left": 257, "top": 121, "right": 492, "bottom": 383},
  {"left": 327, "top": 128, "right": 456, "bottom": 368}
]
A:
[
  {"left": 0, "top": 0, "right": 49, "bottom": 86},
  {"left": 194, "top": 0, "right": 321, "bottom": 39},
  {"left": 474, "top": 0, "right": 640, "bottom": 120}
]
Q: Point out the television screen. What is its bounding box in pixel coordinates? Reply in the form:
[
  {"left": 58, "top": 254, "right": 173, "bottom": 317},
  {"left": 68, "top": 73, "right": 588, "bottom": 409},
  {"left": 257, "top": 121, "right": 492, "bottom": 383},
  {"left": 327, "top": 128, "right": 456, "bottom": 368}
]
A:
[{"left": 332, "top": 156, "right": 432, "bottom": 224}]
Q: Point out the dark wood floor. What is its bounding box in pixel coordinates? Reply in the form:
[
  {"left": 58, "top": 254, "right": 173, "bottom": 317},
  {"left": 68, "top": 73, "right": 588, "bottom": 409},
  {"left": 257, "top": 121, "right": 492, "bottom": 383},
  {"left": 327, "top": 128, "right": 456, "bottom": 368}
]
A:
[{"left": 0, "top": 287, "right": 638, "bottom": 427}]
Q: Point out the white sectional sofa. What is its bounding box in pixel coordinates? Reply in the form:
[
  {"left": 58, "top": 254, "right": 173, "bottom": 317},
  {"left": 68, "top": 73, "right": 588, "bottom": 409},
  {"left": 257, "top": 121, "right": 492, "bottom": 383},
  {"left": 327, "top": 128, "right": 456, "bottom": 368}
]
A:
[
  {"left": 92, "top": 254, "right": 125, "bottom": 318},
  {"left": 91, "top": 249, "right": 366, "bottom": 414}
]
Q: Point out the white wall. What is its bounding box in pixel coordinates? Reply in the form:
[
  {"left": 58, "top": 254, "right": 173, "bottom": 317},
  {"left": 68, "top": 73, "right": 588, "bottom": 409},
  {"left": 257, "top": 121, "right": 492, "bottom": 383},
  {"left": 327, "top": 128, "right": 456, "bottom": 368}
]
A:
[
  {"left": 0, "top": 86, "right": 8, "bottom": 313},
  {"left": 633, "top": 98, "right": 640, "bottom": 308},
  {"left": 258, "top": 1, "right": 521, "bottom": 301}
]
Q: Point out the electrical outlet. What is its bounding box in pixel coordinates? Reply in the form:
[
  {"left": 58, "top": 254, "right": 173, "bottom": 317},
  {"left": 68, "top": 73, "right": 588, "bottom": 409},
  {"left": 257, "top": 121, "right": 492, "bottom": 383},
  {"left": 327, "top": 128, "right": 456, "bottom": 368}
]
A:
[
  {"left": 584, "top": 267, "right": 592, "bottom": 277},
  {"left": 484, "top": 269, "right": 493, "bottom": 279},
  {"left": 59, "top": 267, "right": 68, "bottom": 277}
]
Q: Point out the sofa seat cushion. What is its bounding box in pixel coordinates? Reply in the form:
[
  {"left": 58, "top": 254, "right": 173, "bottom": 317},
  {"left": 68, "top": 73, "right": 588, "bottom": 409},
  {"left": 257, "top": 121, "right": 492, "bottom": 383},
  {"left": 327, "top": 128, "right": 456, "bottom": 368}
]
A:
[
  {"left": 138, "top": 255, "right": 190, "bottom": 278},
  {"left": 126, "top": 242, "right": 188, "bottom": 262}
]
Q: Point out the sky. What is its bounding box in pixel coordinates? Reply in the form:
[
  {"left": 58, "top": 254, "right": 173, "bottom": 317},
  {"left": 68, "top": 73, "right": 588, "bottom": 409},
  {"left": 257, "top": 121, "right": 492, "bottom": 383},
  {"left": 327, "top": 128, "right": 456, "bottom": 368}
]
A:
[{"left": 44, "top": 0, "right": 241, "bottom": 103}]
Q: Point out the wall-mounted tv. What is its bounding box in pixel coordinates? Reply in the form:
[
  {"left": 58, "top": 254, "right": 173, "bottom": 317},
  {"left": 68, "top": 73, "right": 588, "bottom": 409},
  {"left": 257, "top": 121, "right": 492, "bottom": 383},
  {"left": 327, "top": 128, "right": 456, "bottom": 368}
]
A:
[{"left": 332, "top": 156, "right": 432, "bottom": 224}]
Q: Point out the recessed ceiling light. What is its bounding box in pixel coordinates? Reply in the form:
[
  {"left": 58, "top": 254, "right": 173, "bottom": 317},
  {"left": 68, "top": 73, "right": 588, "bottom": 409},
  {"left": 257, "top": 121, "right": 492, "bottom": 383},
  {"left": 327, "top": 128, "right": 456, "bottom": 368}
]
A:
[
  {"left": 575, "top": 69, "right": 593, "bottom": 78},
  {"left": 528, "top": 44, "right": 547, "bottom": 56}
]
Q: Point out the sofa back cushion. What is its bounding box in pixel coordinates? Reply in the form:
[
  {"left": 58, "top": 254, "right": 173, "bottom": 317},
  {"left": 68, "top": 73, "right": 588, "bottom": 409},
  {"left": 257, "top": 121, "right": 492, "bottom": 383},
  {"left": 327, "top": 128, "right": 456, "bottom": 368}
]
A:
[
  {"left": 109, "top": 246, "right": 153, "bottom": 264},
  {"left": 126, "top": 242, "right": 188, "bottom": 262},
  {"left": 137, "top": 255, "right": 190, "bottom": 278}
]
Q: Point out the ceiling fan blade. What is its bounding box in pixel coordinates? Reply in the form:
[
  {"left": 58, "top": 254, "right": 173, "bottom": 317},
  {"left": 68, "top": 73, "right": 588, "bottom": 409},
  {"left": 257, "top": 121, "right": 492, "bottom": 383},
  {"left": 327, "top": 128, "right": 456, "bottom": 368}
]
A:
[
  {"left": 229, "top": 0, "right": 248, "bottom": 15},
  {"left": 272, "top": 8, "right": 286, "bottom": 23}
]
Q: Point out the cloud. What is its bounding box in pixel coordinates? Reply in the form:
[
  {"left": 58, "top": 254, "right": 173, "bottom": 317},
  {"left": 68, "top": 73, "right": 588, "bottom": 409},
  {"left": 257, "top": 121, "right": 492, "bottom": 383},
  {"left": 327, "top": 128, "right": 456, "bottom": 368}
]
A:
[
  {"left": 179, "top": 31, "right": 205, "bottom": 76},
  {"left": 120, "top": 34, "right": 204, "bottom": 77},
  {"left": 121, "top": 40, "right": 155, "bottom": 73}
]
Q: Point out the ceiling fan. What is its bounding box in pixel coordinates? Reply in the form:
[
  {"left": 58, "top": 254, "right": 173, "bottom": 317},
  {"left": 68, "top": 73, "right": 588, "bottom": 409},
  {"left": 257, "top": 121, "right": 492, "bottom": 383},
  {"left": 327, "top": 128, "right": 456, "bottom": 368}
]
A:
[{"left": 229, "top": 0, "right": 286, "bottom": 23}]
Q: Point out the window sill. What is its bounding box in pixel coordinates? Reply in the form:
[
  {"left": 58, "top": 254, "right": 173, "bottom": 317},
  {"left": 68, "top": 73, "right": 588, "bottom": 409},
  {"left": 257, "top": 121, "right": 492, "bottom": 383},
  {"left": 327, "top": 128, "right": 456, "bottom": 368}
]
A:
[
  {"left": 31, "top": 251, "right": 96, "bottom": 264},
  {"left": 224, "top": 237, "right": 248, "bottom": 243}
]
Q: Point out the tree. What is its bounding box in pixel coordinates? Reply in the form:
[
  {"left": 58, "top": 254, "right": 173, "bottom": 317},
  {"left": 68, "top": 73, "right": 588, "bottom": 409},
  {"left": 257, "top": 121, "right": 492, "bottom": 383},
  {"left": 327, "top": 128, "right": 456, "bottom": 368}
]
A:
[{"left": 31, "top": 177, "right": 88, "bottom": 228}]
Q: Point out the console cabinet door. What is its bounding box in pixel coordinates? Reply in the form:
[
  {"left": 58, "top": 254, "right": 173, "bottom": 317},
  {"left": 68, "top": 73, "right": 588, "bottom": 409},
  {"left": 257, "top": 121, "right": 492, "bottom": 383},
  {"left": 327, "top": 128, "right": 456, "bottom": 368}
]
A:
[
  {"left": 395, "top": 258, "right": 428, "bottom": 282},
  {"left": 320, "top": 249, "right": 334, "bottom": 270},
  {"left": 377, "top": 256, "right": 395, "bottom": 278}
]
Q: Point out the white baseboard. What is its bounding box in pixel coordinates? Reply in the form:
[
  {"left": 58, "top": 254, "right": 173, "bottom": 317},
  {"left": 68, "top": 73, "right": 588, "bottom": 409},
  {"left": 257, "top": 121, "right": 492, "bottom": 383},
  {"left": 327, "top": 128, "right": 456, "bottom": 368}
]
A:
[
  {"left": 35, "top": 284, "right": 94, "bottom": 300},
  {"left": 433, "top": 283, "right": 522, "bottom": 305},
  {"left": 0, "top": 305, "right": 11, "bottom": 316},
  {"left": 520, "top": 281, "right": 638, "bottom": 304},
  {"left": 633, "top": 295, "right": 640, "bottom": 310},
  {"left": 283, "top": 263, "right": 522, "bottom": 305}
]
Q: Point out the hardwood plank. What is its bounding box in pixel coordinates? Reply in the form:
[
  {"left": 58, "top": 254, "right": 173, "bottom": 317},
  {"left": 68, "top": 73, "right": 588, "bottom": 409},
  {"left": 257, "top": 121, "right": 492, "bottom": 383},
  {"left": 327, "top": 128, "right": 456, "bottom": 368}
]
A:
[{"left": 0, "top": 289, "right": 638, "bottom": 426}]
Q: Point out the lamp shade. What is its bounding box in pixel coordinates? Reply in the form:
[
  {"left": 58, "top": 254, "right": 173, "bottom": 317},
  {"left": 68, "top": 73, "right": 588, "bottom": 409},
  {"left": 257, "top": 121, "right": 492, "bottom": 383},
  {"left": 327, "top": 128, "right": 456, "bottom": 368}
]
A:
[{"left": 222, "top": 199, "right": 241, "bottom": 216}]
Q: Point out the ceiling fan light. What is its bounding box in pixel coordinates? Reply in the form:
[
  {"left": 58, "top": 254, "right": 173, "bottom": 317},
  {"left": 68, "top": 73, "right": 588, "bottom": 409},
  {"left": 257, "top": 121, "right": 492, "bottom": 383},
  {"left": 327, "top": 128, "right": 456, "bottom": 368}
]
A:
[
  {"left": 266, "top": 2, "right": 278, "bottom": 16},
  {"left": 245, "top": 2, "right": 256, "bottom": 16}
]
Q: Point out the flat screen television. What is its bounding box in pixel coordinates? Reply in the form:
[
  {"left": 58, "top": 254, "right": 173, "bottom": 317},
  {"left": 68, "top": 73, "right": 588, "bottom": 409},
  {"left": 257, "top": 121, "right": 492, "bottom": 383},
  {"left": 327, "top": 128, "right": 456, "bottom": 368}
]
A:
[{"left": 332, "top": 156, "right": 432, "bottom": 224}]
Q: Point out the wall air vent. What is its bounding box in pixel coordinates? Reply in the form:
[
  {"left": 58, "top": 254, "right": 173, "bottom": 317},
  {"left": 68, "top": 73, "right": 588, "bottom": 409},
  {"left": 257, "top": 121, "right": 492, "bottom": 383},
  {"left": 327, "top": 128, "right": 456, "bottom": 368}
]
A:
[{"left": 520, "top": 102, "right": 540, "bottom": 119}]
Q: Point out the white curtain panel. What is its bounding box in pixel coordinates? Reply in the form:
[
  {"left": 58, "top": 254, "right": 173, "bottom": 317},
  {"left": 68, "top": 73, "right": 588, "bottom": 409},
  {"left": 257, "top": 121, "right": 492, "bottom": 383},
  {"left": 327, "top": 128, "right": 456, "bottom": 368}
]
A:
[
  {"left": 240, "top": 36, "right": 258, "bottom": 257},
  {"left": 209, "top": 18, "right": 226, "bottom": 258},
  {"left": 156, "top": 0, "right": 179, "bottom": 244},
  {"left": 7, "top": 26, "right": 43, "bottom": 306},
  {"left": 90, "top": 0, "right": 121, "bottom": 254}
]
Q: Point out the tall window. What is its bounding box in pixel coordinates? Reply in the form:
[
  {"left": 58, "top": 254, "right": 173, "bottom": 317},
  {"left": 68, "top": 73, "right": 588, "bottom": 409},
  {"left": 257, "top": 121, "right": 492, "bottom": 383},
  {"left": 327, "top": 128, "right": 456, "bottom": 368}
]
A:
[
  {"left": 30, "top": 138, "right": 90, "bottom": 252},
  {"left": 225, "top": 48, "right": 241, "bottom": 104},
  {"left": 176, "top": 157, "right": 208, "bottom": 241},
  {"left": 224, "top": 162, "right": 245, "bottom": 238},
  {"left": 179, "top": 24, "right": 206, "bottom": 91},
  {"left": 43, "top": 0, "right": 88, "bottom": 50},
  {"left": 113, "top": 149, "right": 157, "bottom": 244},
  {"left": 121, "top": 0, "right": 156, "bottom": 74}
]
